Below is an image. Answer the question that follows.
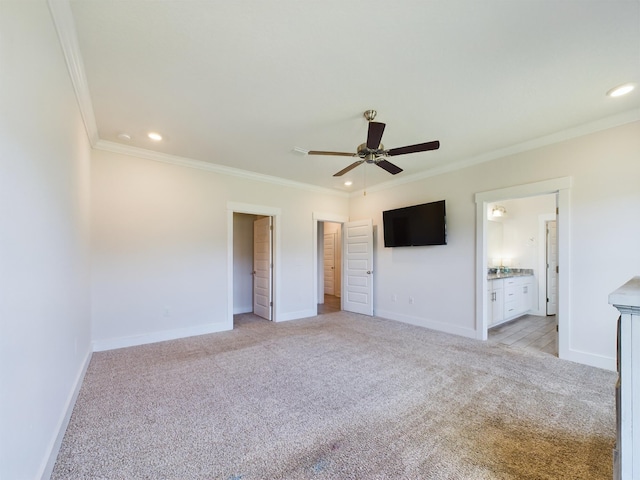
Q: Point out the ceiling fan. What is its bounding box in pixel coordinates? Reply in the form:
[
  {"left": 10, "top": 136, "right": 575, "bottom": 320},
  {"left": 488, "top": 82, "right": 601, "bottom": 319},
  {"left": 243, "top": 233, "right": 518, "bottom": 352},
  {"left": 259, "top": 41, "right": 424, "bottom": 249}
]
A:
[{"left": 307, "top": 110, "right": 440, "bottom": 177}]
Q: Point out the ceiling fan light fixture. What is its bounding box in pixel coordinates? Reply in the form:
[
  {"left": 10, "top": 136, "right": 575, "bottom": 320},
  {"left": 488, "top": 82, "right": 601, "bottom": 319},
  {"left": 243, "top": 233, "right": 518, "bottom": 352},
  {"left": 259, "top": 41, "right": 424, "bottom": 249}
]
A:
[{"left": 607, "top": 83, "right": 636, "bottom": 97}]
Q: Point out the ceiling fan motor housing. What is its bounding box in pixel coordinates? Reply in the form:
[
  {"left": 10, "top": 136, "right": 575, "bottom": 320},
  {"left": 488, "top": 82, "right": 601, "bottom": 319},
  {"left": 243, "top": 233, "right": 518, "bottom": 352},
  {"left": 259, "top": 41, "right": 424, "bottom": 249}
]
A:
[{"left": 357, "top": 143, "right": 385, "bottom": 163}]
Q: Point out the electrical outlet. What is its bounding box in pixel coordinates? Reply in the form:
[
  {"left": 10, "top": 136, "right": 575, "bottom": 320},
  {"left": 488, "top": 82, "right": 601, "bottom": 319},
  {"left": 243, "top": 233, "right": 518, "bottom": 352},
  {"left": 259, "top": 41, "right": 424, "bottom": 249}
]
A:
[{"left": 409, "top": 296, "right": 414, "bottom": 304}]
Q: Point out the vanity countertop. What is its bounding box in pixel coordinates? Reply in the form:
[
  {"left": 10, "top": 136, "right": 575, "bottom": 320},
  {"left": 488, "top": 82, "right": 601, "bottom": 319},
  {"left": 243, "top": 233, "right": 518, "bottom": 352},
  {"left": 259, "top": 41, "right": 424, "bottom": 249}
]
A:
[{"left": 487, "top": 269, "right": 534, "bottom": 280}]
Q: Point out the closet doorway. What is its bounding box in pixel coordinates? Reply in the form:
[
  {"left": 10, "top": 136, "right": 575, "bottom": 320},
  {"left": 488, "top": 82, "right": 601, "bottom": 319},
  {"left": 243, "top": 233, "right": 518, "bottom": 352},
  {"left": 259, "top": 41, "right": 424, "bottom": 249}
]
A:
[
  {"left": 232, "top": 213, "right": 273, "bottom": 321},
  {"left": 228, "top": 202, "right": 281, "bottom": 329},
  {"left": 317, "top": 221, "right": 342, "bottom": 315}
]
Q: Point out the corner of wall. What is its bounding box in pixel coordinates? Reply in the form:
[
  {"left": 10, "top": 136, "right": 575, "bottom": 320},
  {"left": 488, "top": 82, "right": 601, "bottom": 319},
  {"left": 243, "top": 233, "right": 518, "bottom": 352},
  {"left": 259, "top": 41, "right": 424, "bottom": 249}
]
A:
[{"left": 40, "top": 348, "right": 92, "bottom": 480}]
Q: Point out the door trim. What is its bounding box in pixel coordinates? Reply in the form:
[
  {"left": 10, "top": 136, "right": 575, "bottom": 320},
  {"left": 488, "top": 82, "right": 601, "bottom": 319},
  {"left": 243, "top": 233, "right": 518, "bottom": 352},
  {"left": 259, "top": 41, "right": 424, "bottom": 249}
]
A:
[
  {"left": 228, "top": 202, "right": 281, "bottom": 328},
  {"left": 313, "top": 213, "right": 349, "bottom": 312},
  {"left": 475, "top": 177, "right": 571, "bottom": 361}
]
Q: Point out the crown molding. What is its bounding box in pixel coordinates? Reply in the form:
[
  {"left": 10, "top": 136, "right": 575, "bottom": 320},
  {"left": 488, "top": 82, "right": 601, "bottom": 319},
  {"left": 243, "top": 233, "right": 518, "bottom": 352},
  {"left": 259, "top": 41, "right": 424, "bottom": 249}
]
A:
[
  {"left": 95, "top": 140, "right": 349, "bottom": 197},
  {"left": 350, "top": 109, "right": 640, "bottom": 197},
  {"left": 48, "top": 0, "right": 99, "bottom": 146}
]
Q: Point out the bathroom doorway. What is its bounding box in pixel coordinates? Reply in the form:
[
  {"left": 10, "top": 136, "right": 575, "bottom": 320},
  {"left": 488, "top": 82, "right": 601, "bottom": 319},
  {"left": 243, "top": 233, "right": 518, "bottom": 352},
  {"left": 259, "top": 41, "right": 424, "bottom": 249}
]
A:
[
  {"left": 475, "top": 177, "right": 571, "bottom": 360},
  {"left": 485, "top": 195, "right": 557, "bottom": 356}
]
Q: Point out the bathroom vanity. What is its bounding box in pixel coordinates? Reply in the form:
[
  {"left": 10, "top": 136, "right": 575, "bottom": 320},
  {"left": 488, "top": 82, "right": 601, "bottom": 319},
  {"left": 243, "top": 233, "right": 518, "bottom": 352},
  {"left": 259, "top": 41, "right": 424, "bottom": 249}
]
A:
[{"left": 487, "top": 271, "right": 534, "bottom": 327}]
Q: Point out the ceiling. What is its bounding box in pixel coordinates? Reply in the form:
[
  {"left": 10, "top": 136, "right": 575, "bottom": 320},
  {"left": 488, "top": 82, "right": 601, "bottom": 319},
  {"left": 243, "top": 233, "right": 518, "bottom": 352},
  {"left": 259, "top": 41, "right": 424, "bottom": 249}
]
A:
[{"left": 66, "top": 0, "right": 640, "bottom": 193}]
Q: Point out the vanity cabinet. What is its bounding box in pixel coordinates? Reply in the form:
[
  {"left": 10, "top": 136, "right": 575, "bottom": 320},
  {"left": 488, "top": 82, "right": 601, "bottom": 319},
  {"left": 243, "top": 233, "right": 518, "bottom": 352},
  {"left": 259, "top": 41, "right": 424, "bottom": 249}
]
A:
[
  {"left": 488, "top": 279, "right": 504, "bottom": 326},
  {"left": 488, "top": 275, "right": 533, "bottom": 327}
]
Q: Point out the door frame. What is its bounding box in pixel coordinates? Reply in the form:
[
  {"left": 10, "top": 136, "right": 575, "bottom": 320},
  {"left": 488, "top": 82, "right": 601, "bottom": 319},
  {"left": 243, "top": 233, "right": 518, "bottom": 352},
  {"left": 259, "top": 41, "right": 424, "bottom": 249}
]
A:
[
  {"left": 313, "top": 212, "right": 349, "bottom": 313},
  {"left": 475, "top": 177, "right": 571, "bottom": 360},
  {"left": 228, "top": 202, "right": 281, "bottom": 328}
]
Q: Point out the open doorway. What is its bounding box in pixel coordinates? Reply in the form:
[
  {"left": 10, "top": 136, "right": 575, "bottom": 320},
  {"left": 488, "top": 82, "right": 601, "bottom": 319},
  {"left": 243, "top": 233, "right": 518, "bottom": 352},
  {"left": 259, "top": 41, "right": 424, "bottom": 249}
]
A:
[
  {"left": 312, "top": 212, "right": 348, "bottom": 316},
  {"left": 313, "top": 214, "right": 375, "bottom": 317},
  {"left": 485, "top": 195, "right": 557, "bottom": 356},
  {"left": 232, "top": 213, "right": 273, "bottom": 325},
  {"left": 317, "top": 221, "right": 342, "bottom": 315},
  {"left": 227, "top": 202, "right": 281, "bottom": 329},
  {"left": 475, "top": 177, "right": 571, "bottom": 361}
]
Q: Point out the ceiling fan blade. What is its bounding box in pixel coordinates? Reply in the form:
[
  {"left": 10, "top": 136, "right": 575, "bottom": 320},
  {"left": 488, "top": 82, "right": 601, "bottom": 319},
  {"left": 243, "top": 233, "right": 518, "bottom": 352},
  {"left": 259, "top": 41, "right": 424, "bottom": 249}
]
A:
[
  {"left": 308, "top": 150, "right": 357, "bottom": 157},
  {"left": 333, "top": 160, "right": 364, "bottom": 176},
  {"left": 366, "top": 122, "right": 386, "bottom": 149},
  {"left": 387, "top": 140, "right": 440, "bottom": 156},
  {"left": 376, "top": 159, "right": 403, "bottom": 175}
]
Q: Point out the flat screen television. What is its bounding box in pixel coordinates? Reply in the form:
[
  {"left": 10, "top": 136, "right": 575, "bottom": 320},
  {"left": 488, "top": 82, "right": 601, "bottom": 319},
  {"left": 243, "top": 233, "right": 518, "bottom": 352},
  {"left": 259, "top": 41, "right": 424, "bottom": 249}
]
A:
[{"left": 382, "top": 200, "right": 446, "bottom": 247}]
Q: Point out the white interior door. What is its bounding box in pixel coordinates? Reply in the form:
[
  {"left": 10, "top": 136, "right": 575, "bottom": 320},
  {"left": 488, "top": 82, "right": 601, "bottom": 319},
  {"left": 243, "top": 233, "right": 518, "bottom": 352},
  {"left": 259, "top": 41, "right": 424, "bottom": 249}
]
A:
[
  {"left": 343, "top": 219, "right": 373, "bottom": 316},
  {"left": 324, "top": 233, "right": 336, "bottom": 296},
  {"left": 546, "top": 220, "right": 558, "bottom": 315},
  {"left": 253, "top": 216, "right": 272, "bottom": 320}
]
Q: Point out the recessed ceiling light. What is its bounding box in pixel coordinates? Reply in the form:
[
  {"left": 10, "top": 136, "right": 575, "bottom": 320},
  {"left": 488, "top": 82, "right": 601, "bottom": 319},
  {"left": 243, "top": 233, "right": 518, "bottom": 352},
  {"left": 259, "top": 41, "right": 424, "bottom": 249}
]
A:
[
  {"left": 607, "top": 83, "right": 636, "bottom": 98},
  {"left": 148, "top": 132, "right": 163, "bottom": 141},
  {"left": 117, "top": 133, "right": 131, "bottom": 141},
  {"left": 344, "top": 181, "right": 353, "bottom": 186}
]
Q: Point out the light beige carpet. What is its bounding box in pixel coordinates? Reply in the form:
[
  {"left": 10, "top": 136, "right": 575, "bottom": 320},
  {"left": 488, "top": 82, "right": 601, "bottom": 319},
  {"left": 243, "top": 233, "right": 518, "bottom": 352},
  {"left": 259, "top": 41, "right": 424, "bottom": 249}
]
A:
[{"left": 52, "top": 312, "right": 616, "bottom": 479}]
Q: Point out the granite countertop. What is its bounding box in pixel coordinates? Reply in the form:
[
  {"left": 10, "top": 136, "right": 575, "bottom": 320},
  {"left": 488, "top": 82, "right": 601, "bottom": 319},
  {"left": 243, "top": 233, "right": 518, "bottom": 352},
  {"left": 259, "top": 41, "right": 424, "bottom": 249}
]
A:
[{"left": 487, "top": 268, "right": 534, "bottom": 280}]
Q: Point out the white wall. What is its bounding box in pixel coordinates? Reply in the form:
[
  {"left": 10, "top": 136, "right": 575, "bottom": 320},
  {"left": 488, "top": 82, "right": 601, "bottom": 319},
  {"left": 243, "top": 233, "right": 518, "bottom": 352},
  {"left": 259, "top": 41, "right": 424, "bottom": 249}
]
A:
[
  {"left": 91, "top": 149, "right": 349, "bottom": 349},
  {"left": 0, "top": 2, "right": 92, "bottom": 478},
  {"left": 487, "top": 220, "right": 504, "bottom": 266},
  {"left": 497, "top": 195, "right": 556, "bottom": 270},
  {"left": 233, "top": 213, "right": 256, "bottom": 314},
  {"left": 349, "top": 121, "right": 640, "bottom": 369}
]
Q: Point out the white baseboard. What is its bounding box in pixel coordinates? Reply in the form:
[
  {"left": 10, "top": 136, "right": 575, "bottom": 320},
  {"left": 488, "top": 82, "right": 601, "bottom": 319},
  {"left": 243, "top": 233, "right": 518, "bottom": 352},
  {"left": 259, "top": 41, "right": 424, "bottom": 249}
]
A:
[
  {"left": 375, "top": 310, "right": 478, "bottom": 339},
  {"left": 92, "top": 321, "right": 231, "bottom": 352},
  {"left": 563, "top": 348, "right": 616, "bottom": 371},
  {"left": 40, "top": 348, "right": 92, "bottom": 480},
  {"left": 275, "top": 309, "right": 317, "bottom": 322}
]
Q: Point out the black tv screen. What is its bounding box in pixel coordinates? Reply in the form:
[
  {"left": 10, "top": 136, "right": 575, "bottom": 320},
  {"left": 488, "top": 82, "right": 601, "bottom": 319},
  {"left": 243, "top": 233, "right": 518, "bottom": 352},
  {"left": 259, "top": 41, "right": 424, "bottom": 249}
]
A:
[{"left": 383, "top": 200, "right": 447, "bottom": 247}]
